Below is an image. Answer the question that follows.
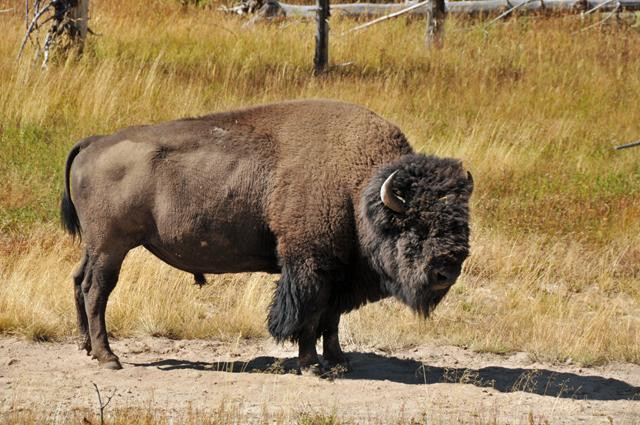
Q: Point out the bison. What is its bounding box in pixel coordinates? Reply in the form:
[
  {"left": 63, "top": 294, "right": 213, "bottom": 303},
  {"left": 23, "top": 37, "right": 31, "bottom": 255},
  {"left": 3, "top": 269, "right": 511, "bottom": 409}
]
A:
[{"left": 61, "top": 99, "right": 473, "bottom": 373}]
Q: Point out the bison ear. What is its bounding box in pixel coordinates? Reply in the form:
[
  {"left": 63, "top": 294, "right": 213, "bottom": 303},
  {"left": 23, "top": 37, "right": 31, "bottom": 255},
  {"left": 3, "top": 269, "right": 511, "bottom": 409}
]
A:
[
  {"left": 380, "top": 170, "right": 407, "bottom": 213},
  {"left": 466, "top": 171, "right": 473, "bottom": 191}
]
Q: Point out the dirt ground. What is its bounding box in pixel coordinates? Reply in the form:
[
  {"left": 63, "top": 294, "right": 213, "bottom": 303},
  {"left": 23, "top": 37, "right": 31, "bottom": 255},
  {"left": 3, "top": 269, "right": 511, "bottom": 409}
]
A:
[{"left": 0, "top": 337, "right": 638, "bottom": 424}]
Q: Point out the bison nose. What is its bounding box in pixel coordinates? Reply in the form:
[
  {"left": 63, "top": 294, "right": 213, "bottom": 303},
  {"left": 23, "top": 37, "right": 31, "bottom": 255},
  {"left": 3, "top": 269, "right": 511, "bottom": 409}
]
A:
[{"left": 430, "top": 267, "right": 460, "bottom": 290}]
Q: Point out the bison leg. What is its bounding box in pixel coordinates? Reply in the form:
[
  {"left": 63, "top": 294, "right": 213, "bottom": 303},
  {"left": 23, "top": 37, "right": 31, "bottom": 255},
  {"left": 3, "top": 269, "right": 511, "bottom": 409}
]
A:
[
  {"left": 297, "top": 315, "right": 326, "bottom": 376},
  {"left": 321, "top": 309, "right": 350, "bottom": 370},
  {"left": 267, "top": 258, "right": 331, "bottom": 375},
  {"left": 82, "top": 251, "right": 125, "bottom": 370},
  {"left": 72, "top": 251, "right": 91, "bottom": 354}
]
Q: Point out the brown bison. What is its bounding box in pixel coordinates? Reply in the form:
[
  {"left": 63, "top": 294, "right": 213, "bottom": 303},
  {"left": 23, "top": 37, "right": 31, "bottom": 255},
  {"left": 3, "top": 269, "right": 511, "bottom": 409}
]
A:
[{"left": 61, "top": 99, "right": 473, "bottom": 373}]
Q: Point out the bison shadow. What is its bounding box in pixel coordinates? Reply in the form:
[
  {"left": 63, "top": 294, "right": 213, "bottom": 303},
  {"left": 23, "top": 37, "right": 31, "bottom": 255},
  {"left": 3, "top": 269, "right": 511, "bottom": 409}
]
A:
[{"left": 131, "top": 352, "right": 639, "bottom": 401}]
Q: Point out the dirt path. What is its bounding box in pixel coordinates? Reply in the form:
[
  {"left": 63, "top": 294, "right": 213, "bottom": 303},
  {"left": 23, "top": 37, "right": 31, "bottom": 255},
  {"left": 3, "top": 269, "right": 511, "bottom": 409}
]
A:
[{"left": 1, "top": 337, "right": 638, "bottom": 424}]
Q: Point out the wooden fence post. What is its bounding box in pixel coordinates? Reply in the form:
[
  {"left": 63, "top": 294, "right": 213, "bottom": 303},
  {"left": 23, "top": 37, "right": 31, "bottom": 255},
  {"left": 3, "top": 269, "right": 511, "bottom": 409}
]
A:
[
  {"left": 425, "top": 0, "right": 445, "bottom": 47},
  {"left": 314, "top": 0, "right": 330, "bottom": 74}
]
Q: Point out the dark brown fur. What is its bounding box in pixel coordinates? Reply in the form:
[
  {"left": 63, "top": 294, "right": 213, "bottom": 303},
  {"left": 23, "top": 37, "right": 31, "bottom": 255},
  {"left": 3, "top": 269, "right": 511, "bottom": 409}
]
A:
[{"left": 61, "top": 99, "right": 473, "bottom": 372}]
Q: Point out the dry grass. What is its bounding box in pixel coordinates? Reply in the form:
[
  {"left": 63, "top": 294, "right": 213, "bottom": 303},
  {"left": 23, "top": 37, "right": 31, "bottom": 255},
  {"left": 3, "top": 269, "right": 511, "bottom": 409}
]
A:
[
  {"left": 0, "top": 404, "right": 551, "bottom": 425},
  {"left": 0, "top": 0, "right": 639, "bottom": 365}
]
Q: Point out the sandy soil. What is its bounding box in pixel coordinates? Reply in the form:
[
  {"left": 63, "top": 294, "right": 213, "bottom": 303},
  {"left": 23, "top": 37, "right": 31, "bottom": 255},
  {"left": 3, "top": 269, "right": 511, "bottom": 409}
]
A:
[{"left": 0, "top": 337, "right": 638, "bottom": 424}]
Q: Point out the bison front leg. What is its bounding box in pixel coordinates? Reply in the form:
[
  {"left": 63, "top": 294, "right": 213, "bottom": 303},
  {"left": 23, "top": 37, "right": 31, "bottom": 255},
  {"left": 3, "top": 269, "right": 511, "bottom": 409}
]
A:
[
  {"left": 82, "top": 251, "right": 125, "bottom": 370},
  {"left": 267, "top": 258, "right": 331, "bottom": 376},
  {"left": 321, "top": 309, "right": 350, "bottom": 370},
  {"left": 297, "top": 314, "right": 326, "bottom": 376}
]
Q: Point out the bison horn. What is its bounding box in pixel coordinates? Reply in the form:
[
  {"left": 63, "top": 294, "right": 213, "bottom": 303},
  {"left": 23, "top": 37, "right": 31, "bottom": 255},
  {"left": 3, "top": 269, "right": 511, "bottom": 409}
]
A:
[{"left": 380, "top": 170, "right": 407, "bottom": 213}]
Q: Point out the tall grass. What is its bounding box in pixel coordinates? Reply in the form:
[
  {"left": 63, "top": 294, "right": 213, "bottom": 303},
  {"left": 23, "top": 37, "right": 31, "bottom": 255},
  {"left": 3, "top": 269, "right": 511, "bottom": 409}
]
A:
[{"left": 0, "top": 0, "right": 639, "bottom": 365}]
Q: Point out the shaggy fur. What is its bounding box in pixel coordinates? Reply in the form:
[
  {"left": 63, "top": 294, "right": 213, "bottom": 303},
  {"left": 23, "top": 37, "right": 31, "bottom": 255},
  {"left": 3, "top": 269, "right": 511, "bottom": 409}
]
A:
[
  {"left": 359, "top": 154, "right": 473, "bottom": 316},
  {"left": 60, "top": 99, "right": 472, "bottom": 372}
]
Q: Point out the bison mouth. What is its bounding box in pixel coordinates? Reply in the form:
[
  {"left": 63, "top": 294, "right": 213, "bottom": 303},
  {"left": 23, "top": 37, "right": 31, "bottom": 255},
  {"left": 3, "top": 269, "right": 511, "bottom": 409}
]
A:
[
  {"left": 428, "top": 264, "right": 461, "bottom": 291},
  {"left": 398, "top": 264, "right": 461, "bottom": 317},
  {"left": 413, "top": 286, "right": 452, "bottom": 317}
]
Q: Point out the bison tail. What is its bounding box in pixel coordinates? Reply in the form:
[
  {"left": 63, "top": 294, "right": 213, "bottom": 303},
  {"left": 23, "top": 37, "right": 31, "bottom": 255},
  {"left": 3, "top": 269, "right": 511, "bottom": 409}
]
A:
[
  {"left": 60, "top": 137, "right": 96, "bottom": 239},
  {"left": 61, "top": 143, "right": 82, "bottom": 238},
  {"left": 61, "top": 190, "right": 80, "bottom": 238}
]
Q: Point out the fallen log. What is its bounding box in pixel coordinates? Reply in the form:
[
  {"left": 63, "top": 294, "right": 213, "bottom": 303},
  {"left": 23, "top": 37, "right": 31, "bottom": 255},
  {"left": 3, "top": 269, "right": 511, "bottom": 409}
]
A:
[
  {"left": 224, "top": 0, "right": 640, "bottom": 19},
  {"left": 615, "top": 140, "right": 640, "bottom": 150},
  {"left": 340, "top": 0, "right": 430, "bottom": 35}
]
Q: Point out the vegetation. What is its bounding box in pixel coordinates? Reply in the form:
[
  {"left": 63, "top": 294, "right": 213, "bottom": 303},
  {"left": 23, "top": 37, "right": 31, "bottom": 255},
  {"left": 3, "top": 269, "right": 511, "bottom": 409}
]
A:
[
  {"left": 0, "top": 405, "right": 552, "bottom": 425},
  {"left": 0, "top": 0, "right": 639, "bottom": 365}
]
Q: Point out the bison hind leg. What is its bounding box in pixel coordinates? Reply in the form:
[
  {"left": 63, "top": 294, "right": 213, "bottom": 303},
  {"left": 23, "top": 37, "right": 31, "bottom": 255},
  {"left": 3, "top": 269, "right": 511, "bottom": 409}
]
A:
[
  {"left": 82, "top": 247, "right": 129, "bottom": 370},
  {"left": 73, "top": 251, "right": 91, "bottom": 354}
]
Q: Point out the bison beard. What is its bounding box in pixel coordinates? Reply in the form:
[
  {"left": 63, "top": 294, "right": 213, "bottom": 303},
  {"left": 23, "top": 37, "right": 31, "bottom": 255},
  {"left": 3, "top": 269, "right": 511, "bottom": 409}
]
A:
[{"left": 59, "top": 99, "right": 472, "bottom": 374}]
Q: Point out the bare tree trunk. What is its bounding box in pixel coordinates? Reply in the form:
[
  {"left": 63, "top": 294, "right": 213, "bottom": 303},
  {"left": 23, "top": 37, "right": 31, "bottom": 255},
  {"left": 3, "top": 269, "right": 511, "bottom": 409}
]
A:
[
  {"left": 314, "top": 0, "right": 330, "bottom": 74},
  {"left": 68, "top": 0, "right": 90, "bottom": 52}
]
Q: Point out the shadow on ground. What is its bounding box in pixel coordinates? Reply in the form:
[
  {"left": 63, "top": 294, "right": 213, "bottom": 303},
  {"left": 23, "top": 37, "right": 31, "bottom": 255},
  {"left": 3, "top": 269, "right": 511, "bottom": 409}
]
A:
[{"left": 131, "top": 352, "right": 639, "bottom": 401}]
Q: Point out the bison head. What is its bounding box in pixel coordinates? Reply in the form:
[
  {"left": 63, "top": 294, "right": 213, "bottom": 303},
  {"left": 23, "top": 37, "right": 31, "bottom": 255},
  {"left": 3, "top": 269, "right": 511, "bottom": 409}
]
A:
[{"left": 359, "top": 154, "right": 473, "bottom": 316}]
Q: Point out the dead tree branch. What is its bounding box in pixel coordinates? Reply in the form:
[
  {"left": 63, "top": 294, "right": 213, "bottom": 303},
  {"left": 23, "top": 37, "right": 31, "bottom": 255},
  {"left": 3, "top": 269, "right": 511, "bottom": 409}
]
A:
[
  {"left": 582, "top": 0, "right": 616, "bottom": 14},
  {"left": 484, "top": 0, "right": 535, "bottom": 29},
  {"left": 574, "top": 0, "right": 620, "bottom": 31},
  {"left": 92, "top": 383, "right": 116, "bottom": 425},
  {"left": 18, "top": 0, "right": 91, "bottom": 68},
  {"left": 18, "top": 1, "right": 53, "bottom": 60}
]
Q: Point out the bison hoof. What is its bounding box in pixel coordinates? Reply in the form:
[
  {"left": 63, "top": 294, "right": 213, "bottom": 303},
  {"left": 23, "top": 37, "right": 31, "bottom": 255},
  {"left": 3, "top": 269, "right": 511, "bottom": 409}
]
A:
[
  {"left": 299, "top": 363, "right": 325, "bottom": 377},
  {"left": 100, "top": 359, "right": 123, "bottom": 370},
  {"left": 77, "top": 338, "right": 91, "bottom": 355},
  {"left": 323, "top": 352, "right": 351, "bottom": 371},
  {"left": 327, "top": 360, "right": 351, "bottom": 373}
]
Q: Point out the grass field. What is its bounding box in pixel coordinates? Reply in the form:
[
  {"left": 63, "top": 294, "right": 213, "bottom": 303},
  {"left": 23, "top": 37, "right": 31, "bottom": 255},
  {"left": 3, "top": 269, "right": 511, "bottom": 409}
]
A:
[{"left": 0, "top": 0, "right": 639, "bottom": 366}]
